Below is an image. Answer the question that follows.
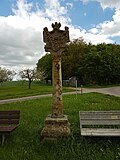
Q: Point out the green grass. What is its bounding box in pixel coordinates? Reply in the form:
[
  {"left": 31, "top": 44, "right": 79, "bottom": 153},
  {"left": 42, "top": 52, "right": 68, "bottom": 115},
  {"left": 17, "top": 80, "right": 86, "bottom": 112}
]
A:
[
  {"left": 0, "top": 93, "right": 120, "bottom": 160},
  {"left": 0, "top": 81, "right": 74, "bottom": 100}
]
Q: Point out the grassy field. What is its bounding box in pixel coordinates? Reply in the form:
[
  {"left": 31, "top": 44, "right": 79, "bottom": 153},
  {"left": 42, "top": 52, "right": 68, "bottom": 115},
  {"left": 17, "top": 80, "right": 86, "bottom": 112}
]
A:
[
  {"left": 0, "top": 81, "right": 74, "bottom": 100},
  {"left": 0, "top": 93, "right": 120, "bottom": 160}
]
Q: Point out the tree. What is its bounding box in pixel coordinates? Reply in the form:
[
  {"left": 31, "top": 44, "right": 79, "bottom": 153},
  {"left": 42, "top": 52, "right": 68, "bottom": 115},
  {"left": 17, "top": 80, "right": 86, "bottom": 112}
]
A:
[
  {"left": 77, "top": 43, "right": 120, "bottom": 85},
  {"left": 37, "top": 39, "right": 120, "bottom": 86},
  {"left": 34, "top": 70, "right": 46, "bottom": 82},
  {"left": 37, "top": 53, "right": 52, "bottom": 83},
  {"left": 0, "top": 67, "right": 15, "bottom": 85},
  {"left": 62, "top": 38, "right": 87, "bottom": 80},
  {"left": 19, "top": 68, "right": 35, "bottom": 89},
  {"left": 19, "top": 68, "right": 46, "bottom": 89}
]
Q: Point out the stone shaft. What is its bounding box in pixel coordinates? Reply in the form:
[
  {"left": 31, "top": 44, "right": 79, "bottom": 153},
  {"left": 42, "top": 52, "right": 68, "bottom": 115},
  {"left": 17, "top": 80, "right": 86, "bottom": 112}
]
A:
[{"left": 52, "top": 54, "right": 63, "bottom": 118}]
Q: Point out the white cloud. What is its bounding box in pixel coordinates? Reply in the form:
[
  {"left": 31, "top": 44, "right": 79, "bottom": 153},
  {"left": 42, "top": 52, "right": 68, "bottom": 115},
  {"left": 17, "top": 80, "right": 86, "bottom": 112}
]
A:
[
  {"left": 44, "top": 0, "right": 70, "bottom": 24},
  {"left": 12, "top": 0, "right": 33, "bottom": 17},
  {"left": 0, "top": 0, "right": 45, "bottom": 71},
  {"left": 97, "top": 9, "right": 120, "bottom": 37},
  {"left": 0, "top": 0, "right": 120, "bottom": 72},
  {"left": 80, "top": 0, "right": 120, "bottom": 9},
  {"left": 97, "top": 0, "right": 120, "bottom": 10},
  {"left": 66, "top": 3, "right": 73, "bottom": 9},
  {"left": 89, "top": 28, "right": 99, "bottom": 34},
  {"left": 79, "top": 0, "right": 120, "bottom": 42},
  {"left": 0, "top": 0, "right": 64, "bottom": 68},
  {"left": 0, "top": 0, "right": 70, "bottom": 71},
  {"left": 0, "top": 0, "right": 75, "bottom": 71}
]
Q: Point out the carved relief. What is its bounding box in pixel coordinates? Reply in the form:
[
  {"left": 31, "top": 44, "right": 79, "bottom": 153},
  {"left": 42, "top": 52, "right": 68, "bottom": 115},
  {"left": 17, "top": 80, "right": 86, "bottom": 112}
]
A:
[
  {"left": 43, "top": 22, "right": 70, "bottom": 118},
  {"left": 43, "top": 22, "right": 70, "bottom": 53},
  {"left": 55, "top": 63, "right": 60, "bottom": 71}
]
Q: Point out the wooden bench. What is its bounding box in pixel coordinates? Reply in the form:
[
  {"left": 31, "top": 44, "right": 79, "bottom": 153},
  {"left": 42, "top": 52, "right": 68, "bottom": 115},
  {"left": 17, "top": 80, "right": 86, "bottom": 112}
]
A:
[
  {"left": 79, "top": 111, "right": 120, "bottom": 136},
  {"left": 0, "top": 110, "right": 20, "bottom": 143}
]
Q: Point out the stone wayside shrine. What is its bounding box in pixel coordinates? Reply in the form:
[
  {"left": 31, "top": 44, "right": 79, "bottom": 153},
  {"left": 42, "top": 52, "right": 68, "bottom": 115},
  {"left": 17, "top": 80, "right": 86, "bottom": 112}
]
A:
[{"left": 41, "top": 22, "right": 70, "bottom": 139}]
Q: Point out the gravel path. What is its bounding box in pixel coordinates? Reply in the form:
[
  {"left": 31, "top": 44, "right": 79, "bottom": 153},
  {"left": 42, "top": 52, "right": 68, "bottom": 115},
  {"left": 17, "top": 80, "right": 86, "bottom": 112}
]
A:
[
  {"left": 0, "top": 86, "right": 119, "bottom": 104},
  {"left": 82, "top": 86, "right": 120, "bottom": 97}
]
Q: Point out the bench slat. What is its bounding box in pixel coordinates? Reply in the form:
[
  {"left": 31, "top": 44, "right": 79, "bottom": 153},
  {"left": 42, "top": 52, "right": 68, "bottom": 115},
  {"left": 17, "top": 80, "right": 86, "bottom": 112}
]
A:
[
  {"left": 0, "top": 119, "right": 19, "bottom": 124},
  {"left": 0, "top": 110, "right": 20, "bottom": 125},
  {"left": 80, "top": 111, "right": 120, "bottom": 115},
  {"left": 0, "top": 111, "right": 20, "bottom": 120},
  {"left": 0, "top": 126, "right": 18, "bottom": 133},
  {"left": 0, "top": 111, "right": 20, "bottom": 114},
  {"left": 80, "top": 119, "right": 120, "bottom": 125},
  {"left": 80, "top": 115, "right": 120, "bottom": 119},
  {"left": 0, "top": 114, "right": 20, "bottom": 119},
  {"left": 80, "top": 111, "right": 120, "bottom": 125},
  {"left": 80, "top": 113, "right": 120, "bottom": 119},
  {"left": 81, "top": 128, "right": 120, "bottom": 136}
]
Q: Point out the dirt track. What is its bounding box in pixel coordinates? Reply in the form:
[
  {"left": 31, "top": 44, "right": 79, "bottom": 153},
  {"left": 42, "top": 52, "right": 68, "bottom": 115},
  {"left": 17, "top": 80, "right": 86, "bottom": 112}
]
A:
[{"left": 0, "top": 86, "right": 119, "bottom": 104}]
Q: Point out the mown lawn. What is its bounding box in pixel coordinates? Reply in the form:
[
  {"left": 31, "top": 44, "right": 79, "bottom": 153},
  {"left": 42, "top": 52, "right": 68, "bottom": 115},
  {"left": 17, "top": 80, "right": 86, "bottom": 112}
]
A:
[
  {"left": 0, "top": 81, "right": 73, "bottom": 100},
  {"left": 0, "top": 93, "right": 120, "bottom": 160}
]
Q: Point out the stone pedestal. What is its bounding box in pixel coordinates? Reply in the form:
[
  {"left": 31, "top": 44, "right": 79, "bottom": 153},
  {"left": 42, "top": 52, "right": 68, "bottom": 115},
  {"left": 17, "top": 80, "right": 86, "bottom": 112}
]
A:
[{"left": 41, "top": 114, "right": 70, "bottom": 139}]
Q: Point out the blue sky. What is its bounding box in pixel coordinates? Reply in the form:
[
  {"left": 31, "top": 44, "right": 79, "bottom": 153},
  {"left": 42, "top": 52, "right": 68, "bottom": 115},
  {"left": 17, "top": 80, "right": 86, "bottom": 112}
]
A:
[
  {"left": 0, "top": 0, "right": 120, "bottom": 71},
  {"left": 69, "top": 1, "right": 115, "bottom": 29},
  {"left": 0, "top": 0, "right": 116, "bottom": 29}
]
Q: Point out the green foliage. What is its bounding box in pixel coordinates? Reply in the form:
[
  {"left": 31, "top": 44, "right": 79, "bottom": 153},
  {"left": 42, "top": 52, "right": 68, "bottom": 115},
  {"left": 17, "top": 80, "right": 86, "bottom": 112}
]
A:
[
  {"left": 19, "top": 69, "right": 36, "bottom": 89},
  {"left": 78, "top": 43, "right": 120, "bottom": 85},
  {"left": 0, "top": 67, "right": 15, "bottom": 85},
  {"left": 62, "top": 38, "right": 87, "bottom": 79},
  {"left": 19, "top": 68, "right": 46, "bottom": 89},
  {"left": 0, "top": 93, "right": 120, "bottom": 160},
  {"left": 37, "top": 53, "right": 52, "bottom": 82},
  {"left": 37, "top": 40, "right": 120, "bottom": 85}
]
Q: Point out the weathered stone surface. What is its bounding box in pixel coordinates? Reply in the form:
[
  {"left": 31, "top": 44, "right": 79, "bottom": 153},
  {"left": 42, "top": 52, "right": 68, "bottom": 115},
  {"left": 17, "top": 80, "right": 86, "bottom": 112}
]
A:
[
  {"left": 52, "top": 55, "right": 63, "bottom": 118},
  {"left": 41, "top": 22, "right": 70, "bottom": 139},
  {"left": 43, "top": 22, "right": 69, "bottom": 53},
  {"left": 43, "top": 22, "right": 70, "bottom": 118},
  {"left": 41, "top": 114, "right": 70, "bottom": 138}
]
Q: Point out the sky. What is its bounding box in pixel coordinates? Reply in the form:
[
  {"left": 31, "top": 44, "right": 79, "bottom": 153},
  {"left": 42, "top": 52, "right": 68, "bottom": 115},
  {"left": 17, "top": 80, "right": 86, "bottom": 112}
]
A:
[{"left": 0, "top": 0, "right": 120, "bottom": 75}]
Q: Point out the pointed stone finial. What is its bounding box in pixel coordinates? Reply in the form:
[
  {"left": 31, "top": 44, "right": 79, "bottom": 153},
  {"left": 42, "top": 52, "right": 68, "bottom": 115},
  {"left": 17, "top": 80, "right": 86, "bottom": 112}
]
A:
[{"left": 52, "top": 22, "right": 61, "bottom": 31}]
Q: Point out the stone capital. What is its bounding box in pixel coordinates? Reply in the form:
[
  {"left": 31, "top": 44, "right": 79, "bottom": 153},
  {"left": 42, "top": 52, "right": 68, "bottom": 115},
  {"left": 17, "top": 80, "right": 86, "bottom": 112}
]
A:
[{"left": 43, "top": 22, "right": 70, "bottom": 53}]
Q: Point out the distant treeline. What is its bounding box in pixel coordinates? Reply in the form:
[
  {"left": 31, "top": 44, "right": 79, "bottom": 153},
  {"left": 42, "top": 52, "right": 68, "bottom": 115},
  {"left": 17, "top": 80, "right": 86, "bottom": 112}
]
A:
[{"left": 37, "top": 38, "right": 120, "bottom": 85}]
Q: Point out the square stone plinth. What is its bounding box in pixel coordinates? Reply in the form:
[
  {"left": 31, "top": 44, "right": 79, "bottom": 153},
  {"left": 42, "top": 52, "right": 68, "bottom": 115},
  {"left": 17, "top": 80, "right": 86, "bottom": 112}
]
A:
[{"left": 41, "top": 114, "right": 70, "bottom": 139}]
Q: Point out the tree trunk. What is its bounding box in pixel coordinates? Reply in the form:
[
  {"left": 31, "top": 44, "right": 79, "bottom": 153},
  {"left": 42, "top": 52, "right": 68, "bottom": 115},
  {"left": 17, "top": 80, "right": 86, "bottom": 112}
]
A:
[{"left": 28, "top": 79, "right": 32, "bottom": 89}]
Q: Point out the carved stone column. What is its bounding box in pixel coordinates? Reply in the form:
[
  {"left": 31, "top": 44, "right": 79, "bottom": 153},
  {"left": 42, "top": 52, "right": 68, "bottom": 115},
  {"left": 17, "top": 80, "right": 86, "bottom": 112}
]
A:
[
  {"left": 52, "top": 53, "right": 63, "bottom": 118},
  {"left": 41, "top": 22, "right": 70, "bottom": 139}
]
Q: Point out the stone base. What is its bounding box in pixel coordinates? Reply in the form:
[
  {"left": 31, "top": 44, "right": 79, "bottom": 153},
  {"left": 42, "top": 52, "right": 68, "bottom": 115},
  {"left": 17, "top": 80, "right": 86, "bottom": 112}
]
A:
[{"left": 41, "top": 114, "right": 70, "bottom": 139}]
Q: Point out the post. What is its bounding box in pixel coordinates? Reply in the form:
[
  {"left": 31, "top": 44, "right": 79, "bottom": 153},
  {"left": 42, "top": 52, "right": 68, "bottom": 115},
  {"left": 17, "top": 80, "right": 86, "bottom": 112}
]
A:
[
  {"left": 81, "top": 85, "right": 83, "bottom": 95},
  {"left": 76, "top": 79, "right": 77, "bottom": 98},
  {"left": 41, "top": 22, "right": 70, "bottom": 139}
]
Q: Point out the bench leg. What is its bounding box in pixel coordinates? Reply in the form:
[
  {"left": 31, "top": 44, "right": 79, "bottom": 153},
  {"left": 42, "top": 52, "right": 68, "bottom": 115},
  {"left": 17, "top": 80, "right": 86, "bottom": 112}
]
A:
[{"left": 2, "top": 134, "right": 5, "bottom": 144}]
